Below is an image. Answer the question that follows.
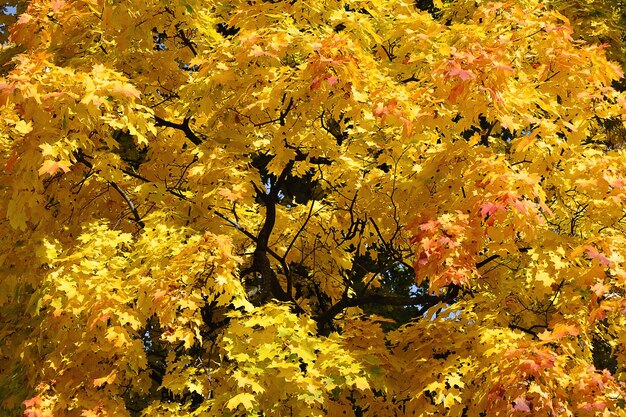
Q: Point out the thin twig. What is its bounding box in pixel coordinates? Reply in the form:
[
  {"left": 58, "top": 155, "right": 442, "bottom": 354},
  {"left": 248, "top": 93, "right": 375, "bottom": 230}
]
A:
[
  {"left": 108, "top": 181, "right": 145, "bottom": 228},
  {"left": 284, "top": 200, "right": 316, "bottom": 261}
]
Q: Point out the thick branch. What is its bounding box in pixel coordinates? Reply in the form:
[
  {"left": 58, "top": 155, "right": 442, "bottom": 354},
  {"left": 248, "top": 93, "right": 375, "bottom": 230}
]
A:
[
  {"left": 480, "top": 121, "right": 496, "bottom": 146},
  {"left": 352, "top": 294, "right": 443, "bottom": 306},
  {"left": 315, "top": 292, "right": 445, "bottom": 330},
  {"left": 508, "top": 323, "right": 548, "bottom": 338},
  {"left": 476, "top": 254, "right": 500, "bottom": 269},
  {"left": 213, "top": 161, "right": 302, "bottom": 309},
  {"left": 177, "top": 29, "right": 198, "bottom": 57},
  {"left": 213, "top": 208, "right": 302, "bottom": 313},
  {"left": 154, "top": 115, "right": 202, "bottom": 146},
  {"left": 320, "top": 111, "right": 348, "bottom": 145},
  {"left": 400, "top": 74, "right": 419, "bottom": 84},
  {"left": 251, "top": 162, "right": 295, "bottom": 303},
  {"left": 212, "top": 209, "right": 284, "bottom": 264}
]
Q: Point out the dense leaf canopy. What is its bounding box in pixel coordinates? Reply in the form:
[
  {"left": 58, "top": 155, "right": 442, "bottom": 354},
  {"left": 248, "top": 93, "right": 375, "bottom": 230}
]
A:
[{"left": 2, "top": 0, "right": 626, "bottom": 416}]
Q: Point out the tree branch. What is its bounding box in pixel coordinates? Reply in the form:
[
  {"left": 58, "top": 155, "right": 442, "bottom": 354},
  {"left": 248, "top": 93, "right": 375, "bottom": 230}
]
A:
[
  {"left": 399, "top": 74, "right": 419, "bottom": 84},
  {"left": 480, "top": 121, "right": 496, "bottom": 146},
  {"left": 251, "top": 162, "right": 295, "bottom": 303},
  {"left": 315, "top": 292, "right": 446, "bottom": 331},
  {"left": 154, "top": 115, "right": 202, "bottom": 146},
  {"left": 177, "top": 29, "right": 198, "bottom": 57},
  {"left": 279, "top": 96, "right": 294, "bottom": 126},
  {"left": 508, "top": 323, "right": 548, "bottom": 338},
  {"left": 284, "top": 200, "right": 315, "bottom": 261},
  {"left": 108, "top": 181, "right": 145, "bottom": 228},
  {"left": 213, "top": 203, "right": 303, "bottom": 313},
  {"left": 74, "top": 151, "right": 145, "bottom": 228},
  {"left": 476, "top": 254, "right": 500, "bottom": 269}
]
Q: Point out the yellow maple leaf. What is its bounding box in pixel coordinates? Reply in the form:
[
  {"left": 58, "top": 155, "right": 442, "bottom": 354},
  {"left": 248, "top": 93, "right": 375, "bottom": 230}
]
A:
[
  {"left": 226, "top": 392, "right": 256, "bottom": 411},
  {"left": 93, "top": 370, "right": 117, "bottom": 387},
  {"left": 14, "top": 120, "right": 32, "bottom": 134}
]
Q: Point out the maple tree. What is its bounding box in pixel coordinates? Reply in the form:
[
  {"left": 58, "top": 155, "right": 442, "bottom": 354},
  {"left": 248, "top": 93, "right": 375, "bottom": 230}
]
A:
[{"left": 3, "top": 0, "right": 626, "bottom": 415}]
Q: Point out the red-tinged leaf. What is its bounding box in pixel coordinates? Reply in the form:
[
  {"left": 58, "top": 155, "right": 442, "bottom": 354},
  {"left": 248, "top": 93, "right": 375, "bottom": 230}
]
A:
[
  {"left": 311, "top": 77, "right": 324, "bottom": 90},
  {"left": 512, "top": 396, "right": 531, "bottom": 412},
  {"left": 607, "top": 61, "right": 624, "bottom": 79},
  {"left": 250, "top": 44, "right": 278, "bottom": 58},
  {"left": 89, "top": 312, "right": 111, "bottom": 330},
  {"left": 111, "top": 83, "right": 141, "bottom": 99},
  {"left": 537, "top": 199, "right": 554, "bottom": 217},
  {"left": 590, "top": 281, "right": 608, "bottom": 297},
  {"left": 50, "top": 0, "right": 67, "bottom": 12},
  {"left": 512, "top": 199, "right": 529, "bottom": 214},
  {"left": 590, "top": 306, "right": 609, "bottom": 323},
  {"left": 38, "top": 160, "right": 71, "bottom": 177},
  {"left": 23, "top": 396, "right": 42, "bottom": 409},
  {"left": 538, "top": 324, "right": 579, "bottom": 342},
  {"left": 218, "top": 187, "right": 244, "bottom": 202},
  {"left": 585, "top": 246, "right": 613, "bottom": 267},
  {"left": 480, "top": 202, "right": 505, "bottom": 217},
  {"left": 488, "top": 385, "right": 505, "bottom": 401},
  {"left": 401, "top": 116, "right": 413, "bottom": 138},
  {"left": 4, "top": 151, "right": 18, "bottom": 173},
  {"left": 15, "top": 13, "right": 33, "bottom": 25},
  {"left": 579, "top": 402, "right": 606, "bottom": 411},
  {"left": 373, "top": 99, "right": 398, "bottom": 118},
  {"left": 447, "top": 61, "right": 476, "bottom": 81},
  {"left": 152, "top": 289, "right": 168, "bottom": 301},
  {"left": 419, "top": 219, "right": 439, "bottom": 232},
  {"left": 608, "top": 177, "right": 626, "bottom": 189},
  {"left": 416, "top": 250, "right": 428, "bottom": 266},
  {"left": 493, "top": 62, "right": 514, "bottom": 71},
  {"left": 23, "top": 396, "right": 44, "bottom": 417},
  {"left": 448, "top": 83, "right": 464, "bottom": 102},
  {"left": 93, "top": 377, "right": 106, "bottom": 388},
  {"left": 24, "top": 409, "right": 44, "bottom": 417}
]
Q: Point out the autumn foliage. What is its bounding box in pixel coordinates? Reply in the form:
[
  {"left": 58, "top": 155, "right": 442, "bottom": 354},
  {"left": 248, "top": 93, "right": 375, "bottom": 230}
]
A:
[{"left": 3, "top": 0, "right": 626, "bottom": 416}]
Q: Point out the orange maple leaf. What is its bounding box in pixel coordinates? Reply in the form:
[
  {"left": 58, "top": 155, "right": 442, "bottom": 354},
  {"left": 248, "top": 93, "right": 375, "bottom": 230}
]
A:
[
  {"left": 38, "top": 160, "right": 71, "bottom": 177},
  {"left": 4, "top": 151, "right": 18, "bottom": 172}
]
